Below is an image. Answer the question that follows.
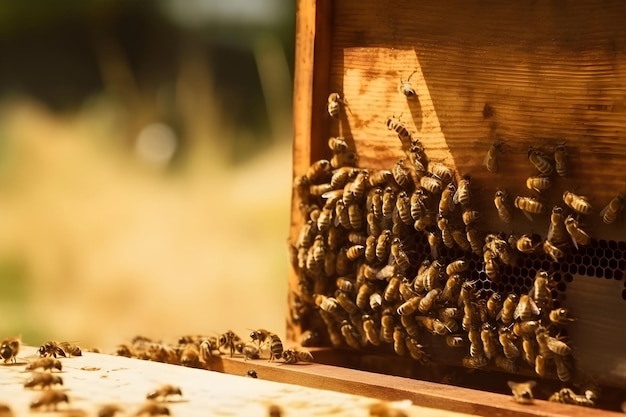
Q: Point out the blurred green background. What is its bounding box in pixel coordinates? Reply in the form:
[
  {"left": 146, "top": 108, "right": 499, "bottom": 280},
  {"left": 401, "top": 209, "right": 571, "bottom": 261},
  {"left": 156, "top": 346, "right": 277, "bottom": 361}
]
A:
[{"left": 0, "top": 0, "right": 294, "bottom": 350}]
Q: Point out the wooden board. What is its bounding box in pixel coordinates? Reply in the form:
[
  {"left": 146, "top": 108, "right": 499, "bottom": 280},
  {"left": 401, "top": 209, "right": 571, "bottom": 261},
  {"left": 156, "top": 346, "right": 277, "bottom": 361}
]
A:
[
  {"left": 288, "top": 0, "right": 626, "bottom": 390},
  {"left": 1, "top": 346, "right": 623, "bottom": 416}
]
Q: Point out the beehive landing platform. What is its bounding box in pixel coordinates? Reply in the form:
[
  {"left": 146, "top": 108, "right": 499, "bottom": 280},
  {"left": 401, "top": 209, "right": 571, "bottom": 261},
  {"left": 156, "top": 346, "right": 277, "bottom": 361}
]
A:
[{"left": 0, "top": 347, "right": 621, "bottom": 416}]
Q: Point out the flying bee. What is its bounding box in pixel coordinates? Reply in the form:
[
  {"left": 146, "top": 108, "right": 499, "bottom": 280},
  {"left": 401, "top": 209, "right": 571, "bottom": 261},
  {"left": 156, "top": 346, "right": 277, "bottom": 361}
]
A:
[
  {"left": 386, "top": 115, "right": 412, "bottom": 144},
  {"left": 25, "top": 357, "right": 62, "bottom": 372},
  {"left": 420, "top": 175, "right": 443, "bottom": 195},
  {"left": 282, "top": 347, "right": 314, "bottom": 364},
  {"left": 439, "top": 183, "right": 456, "bottom": 216},
  {"left": 29, "top": 390, "right": 69, "bottom": 411},
  {"left": 543, "top": 239, "right": 565, "bottom": 263},
  {"left": 453, "top": 176, "right": 471, "bottom": 208},
  {"left": 549, "top": 308, "right": 576, "bottom": 327},
  {"left": 134, "top": 402, "right": 170, "bottom": 416},
  {"left": 405, "top": 337, "right": 429, "bottom": 363},
  {"left": 484, "top": 140, "right": 502, "bottom": 173},
  {"left": 218, "top": 331, "right": 243, "bottom": 358},
  {"left": 528, "top": 147, "right": 553, "bottom": 176},
  {"left": 498, "top": 327, "right": 520, "bottom": 359},
  {"left": 507, "top": 380, "right": 536, "bottom": 404},
  {"left": 554, "top": 143, "right": 568, "bottom": 177},
  {"left": 525, "top": 175, "right": 551, "bottom": 193},
  {"left": 392, "top": 326, "right": 407, "bottom": 356},
  {"left": 600, "top": 193, "right": 625, "bottom": 224},
  {"left": 24, "top": 372, "right": 64, "bottom": 389},
  {"left": 0, "top": 336, "right": 20, "bottom": 364},
  {"left": 563, "top": 190, "right": 593, "bottom": 215},
  {"left": 362, "top": 315, "right": 381, "bottom": 346},
  {"left": 564, "top": 214, "right": 590, "bottom": 249},
  {"left": 398, "top": 70, "right": 418, "bottom": 98},
  {"left": 493, "top": 189, "right": 512, "bottom": 224},
  {"left": 340, "top": 320, "right": 361, "bottom": 349},
  {"left": 514, "top": 196, "right": 545, "bottom": 221},
  {"left": 499, "top": 293, "right": 519, "bottom": 326},
  {"left": 428, "top": 162, "right": 453, "bottom": 184},
  {"left": 327, "top": 92, "right": 344, "bottom": 118},
  {"left": 418, "top": 289, "right": 441, "bottom": 314}
]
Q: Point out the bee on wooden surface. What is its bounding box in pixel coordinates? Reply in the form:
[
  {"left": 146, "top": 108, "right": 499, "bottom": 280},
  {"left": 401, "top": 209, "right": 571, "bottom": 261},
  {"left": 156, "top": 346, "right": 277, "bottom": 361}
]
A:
[
  {"left": 245, "top": 369, "right": 258, "bottom": 379},
  {"left": 507, "top": 380, "right": 536, "bottom": 404},
  {"left": 564, "top": 214, "right": 590, "bottom": 249},
  {"left": 528, "top": 147, "right": 553, "bottom": 176},
  {"left": 554, "top": 143, "right": 568, "bottom": 177},
  {"left": 439, "top": 183, "right": 456, "bottom": 216},
  {"left": 514, "top": 233, "right": 542, "bottom": 254},
  {"left": 420, "top": 175, "right": 443, "bottom": 195},
  {"left": 453, "top": 176, "right": 471, "bottom": 208},
  {"left": 306, "top": 159, "right": 332, "bottom": 183},
  {"left": 498, "top": 327, "right": 520, "bottom": 359},
  {"left": 199, "top": 339, "right": 217, "bottom": 364},
  {"left": 549, "top": 388, "right": 597, "bottom": 407},
  {"left": 386, "top": 115, "right": 412, "bottom": 144},
  {"left": 484, "top": 141, "right": 502, "bottom": 173},
  {"left": 282, "top": 347, "right": 313, "bottom": 364},
  {"left": 327, "top": 92, "right": 344, "bottom": 118},
  {"left": 24, "top": 372, "right": 63, "bottom": 389},
  {"left": 25, "top": 357, "right": 62, "bottom": 372},
  {"left": 30, "top": 390, "right": 69, "bottom": 411},
  {"left": 0, "top": 336, "right": 20, "bottom": 364},
  {"left": 525, "top": 175, "right": 551, "bottom": 193},
  {"left": 179, "top": 343, "right": 200, "bottom": 368},
  {"left": 549, "top": 308, "right": 576, "bottom": 327},
  {"left": 492, "top": 189, "right": 512, "bottom": 224},
  {"left": 218, "top": 330, "right": 243, "bottom": 357},
  {"left": 340, "top": 320, "right": 361, "bottom": 349},
  {"left": 563, "top": 190, "right": 593, "bottom": 215},
  {"left": 405, "top": 336, "right": 428, "bottom": 363},
  {"left": 480, "top": 323, "right": 500, "bottom": 360},
  {"left": 600, "top": 193, "right": 625, "bottom": 224},
  {"left": 499, "top": 293, "right": 519, "bottom": 326},
  {"left": 265, "top": 333, "right": 284, "bottom": 362},
  {"left": 543, "top": 239, "right": 565, "bottom": 263},
  {"left": 398, "top": 70, "right": 418, "bottom": 99},
  {"left": 134, "top": 402, "right": 170, "bottom": 416},
  {"left": 98, "top": 404, "right": 124, "bottom": 417},
  {"left": 328, "top": 136, "right": 349, "bottom": 153},
  {"left": 514, "top": 196, "right": 545, "bottom": 221},
  {"left": 239, "top": 343, "right": 260, "bottom": 361},
  {"left": 146, "top": 384, "right": 182, "bottom": 401}
]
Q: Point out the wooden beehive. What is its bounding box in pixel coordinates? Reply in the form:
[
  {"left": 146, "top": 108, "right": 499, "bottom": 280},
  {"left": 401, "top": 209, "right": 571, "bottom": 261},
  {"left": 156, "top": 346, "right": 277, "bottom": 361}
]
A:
[{"left": 288, "top": 0, "right": 626, "bottom": 396}]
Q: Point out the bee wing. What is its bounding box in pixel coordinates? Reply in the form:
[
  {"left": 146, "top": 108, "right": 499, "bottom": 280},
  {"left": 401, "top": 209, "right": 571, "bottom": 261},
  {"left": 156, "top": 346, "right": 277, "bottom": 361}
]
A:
[
  {"left": 521, "top": 210, "right": 535, "bottom": 222},
  {"left": 599, "top": 202, "right": 611, "bottom": 219},
  {"left": 452, "top": 187, "right": 461, "bottom": 205}
]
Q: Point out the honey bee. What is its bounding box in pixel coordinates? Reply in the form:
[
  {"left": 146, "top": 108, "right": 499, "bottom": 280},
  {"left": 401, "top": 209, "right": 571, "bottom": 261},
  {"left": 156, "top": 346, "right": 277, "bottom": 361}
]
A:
[
  {"left": 514, "top": 295, "right": 540, "bottom": 321},
  {"left": 0, "top": 336, "right": 20, "bottom": 364},
  {"left": 134, "top": 402, "right": 170, "bottom": 416},
  {"left": 395, "top": 192, "right": 413, "bottom": 225},
  {"left": 29, "top": 390, "right": 69, "bottom": 411},
  {"left": 424, "top": 260, "right": 444, "bottom": 291},
  {"left": 268, "top": 334, "right": 284, "bottom": 361},
  {"left": 398, "top": 70, "right": 418, "bottom": 98},
  {"left": 534, "top": 353, "right": 546, "bottom": 377},
  {"left": 328, "top": 136, "right": 349, "bottom": 153},
  {"left": 549, "top": 388, "right": 596, "bottom": 407},
  {"left": 179, "top": 344, "right": 200, "bottom": 368},
  {"left": 392, "top": 326, "right": 407, "bottom": 356},
  {"left": 336, "top": 291, "right": 359, "bottom": 315},
  {"left": 418, "top": 289, "right": 440, "bottom": 314},
  {"left": 405, "top": 336, "right": 428, "bottom": 363},
  {"left": 428, "top": 163, "right": 453, "bottom": 184},
  {"left": 327, "top": 92, "right": 343, "bottom": 118},
  {"left": 25, "top": 357, "right": 62, "bottom": 372},
  {"left": 218, "top": 331, "right": 243, "bottom": 357},
  {"left": 386, "top": 115, "right": 412, "bottom": 144},
  {"left": 146, "top": 384, "right": 182, "bottom": 401},
  {"left": 554, "top": 355, "right": 571, "bottom": 382},
  {"left": 239, "top": 343, "right": 260, "bottom": 361},
  {"left": 369, "top": 400, "right": 411, "bottom": 417},
  {"left": 369, "top": 291, "right": 383, "bottom": 311},
  {"left": 390, "top": 238, "right": 411, "bottom": 273},
  {"left": 549, "top": 308, "right": 576, "bottom": 327},
  {"left": 439, "top": 183, "right": 456, "bottom": 216},
  {"left": 306, "top": 159, "right": 332, "bottom": 183},
  {"left": 535, "top": 326, "right": 571, "bottom": 357},
  {"left": 529, "top": 270, "right": 552, "bottom": 311},
  {"left": 521, "top": 337, "right": 538, "bottom": 366},
  {"left": 498, "top": 327, "right": 520, "bottom": 359},
  {"left": 420, "top": 175, "right": 443, "bottom": 195},
  {"left": 396, "top": 295, "right": 423, "bottom": 316},
  {"left": 528, "top": 147, "right": 553, "bottom": 176},
  {"left": 375, "top": 229, "right": 392, "bottom": 262},
  {"left": 466, "top": 226, "right": 483, "bottom": 255},
  {"left": 480, "top": 323, "right": 500, "bottom": 360},
  {"left": 462, "top": 354, "right": 488, "bottom": 369},
  {"left": 440, "top": 275, "right": 463, "bottom": 306},
  {"left": 486, "top": 292, "right": 503, "bottom": 320},
  {"left": 452, "top": 228, "right": 471, "bottom": 252},
  {"left": 513, "top": 320, "right": 539, "bottom": 338},
  {"left": 98, "top": 404, "right": 124, "bottom": 417},
  {"left": 282, "top": 347, "right": 314, "bottom": 364},
  {"left": 340, "top": 320, "right": 361, "bottom": 349},
  {"left": 361, "top": 314, "right": 381, "bottom": 346},
  {"left": 453, "top": 176, "right": 471, "bottom": 208},
  {"left": 514, "top": 196, "right": 545, "bottom": 221},
  {"left": 382, "top": 187, "right": 397, "bottom": 220},
  {"left": 381, "top": 308, "right": 395, "bottom": 343},
  {"left": 514, "top": 233, "right": 542, "bottom": 254},
  {"left": 543, "top": 240, "right": 565, "bottom": 263},
  {"left": 554, "top": 143, "right": 568, "bottom": 177},
  {"left": 468, "top": 328, "right": 483, "bottom": 358},
  {"left": 507, "top": 380, "right": 536, "bottom": 404},
  {"left": 600, "top": 193, "right": 625, "bottom": 224},
  {"left": 346, "top": 244, "right": 365, "bottom": 261},
  {"left": 392, "top": 160, "right": 413, "bottom": 190},
  {"left": 483, "top": 249, "right": 499, "bottom": 282},
  {"left": 563, "top": 190, "right": 593, "bottom": 215},
  {"left": 499, "top": 293, "right": 519, "bottom": 326},
  {"left": 484, "top": 141, "right": 502, "bottom": 173},
  {"left": 492, "top": 190, "right": 512, "bottom": 224},
  {"left": 246, "top": 369, "right": 258, "bottom": 378},
  {"left": 445, "top": 335, "right": 466, "bottom": 348},
  {"left": 525, "top": 175, "right": 551, "bottom": 193},
  {"left": 369, "top": 170, "right": 393, "bottom": 188},
  {"left": 462, "top": 209, "right": 481, "bottom": 226},
  {"left": 564, "top": 214, "right": 590, "bottom": 249},
  {"left": 24, "top": 372, "right": 63, "bottom": 389},
  {"left": 436, "top": 216, "right": 455, "bottom": 249}
]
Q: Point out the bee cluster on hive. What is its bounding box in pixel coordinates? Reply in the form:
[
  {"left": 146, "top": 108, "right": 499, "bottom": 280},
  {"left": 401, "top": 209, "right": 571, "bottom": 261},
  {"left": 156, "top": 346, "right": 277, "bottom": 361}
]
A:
[{"left": 289, "top": 91, "right": 626, "bottom": 400}]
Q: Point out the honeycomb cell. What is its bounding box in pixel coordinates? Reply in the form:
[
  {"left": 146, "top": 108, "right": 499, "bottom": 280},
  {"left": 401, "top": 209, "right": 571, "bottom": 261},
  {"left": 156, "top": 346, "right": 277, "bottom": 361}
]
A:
[
  {"left": 615, "top": 269, "right": 624, "bottom": 281},
  {"left": 519, "top": 267, "right": 529, "bottom": 278},
  {"left": 573, "top": 254, "right": 583, "bottom": 265},
  {"left": 591, "top": 256, "right": 600, "bottom": 268},
  {"left": 619, "top": 260, "right": 626, "bottom": 271},
  {"left": 564, "top": 273, "right": 573, "bottom": 283},
  {"left": 609, "top": 239, "right": 618, "bottom": 250},
  {"left": 582, "top": 255, "right": 592, "bottom": 267},
  {"left": 541, "top": 260, "right": 552, "bottom": 271},
  {"left": 594, "top": 247, "right": 604, "bottom": 259},
  {"left": 552, "top": 272, "right": 561, "bottom": 282},
  {"left": 524, "top": 277, "right": 533, "bottom": 287},
  {"left": 578, "top": 264, "right": 586, "bottom": 275},
  {"left": 622, "top": 289, "right": 626, "bottom": 301},
  {"left": 609, "top": 258, "right": 618, "bottom": 270},
  {"left": 605, "top": 269, "right": 614, "bottom": 279},
  {"left": 600, "top": 257, "right": 609, "bottom": 269},
  {"left": 531, "top": 259, "right": 541, "bottom": 270},
  {"left": 551, "top": 289, "right": 559, "bottom": 299},
  {"left": 586, "top": 265, "right": 595, "bottom": 276},
  {"left": 569, "top": 263, "right": 577, "bottom": 274},
  {"left": 556, "top": 282, "right": 566, "bottom": 292},
  {"left": 598, "top": 239, "right": 608, "bottom": 249},
  {"left": 505, "top": 284, "right": 514, "bottom": 293},
  {"left": 619, "top": 241, "right": 626, "bottom": 252},
  {"left": 516, "top": 276, "right": 526, "bottom": 287},
  {"left": 604, "top": 248, "right": 614, "bottom": 259}
]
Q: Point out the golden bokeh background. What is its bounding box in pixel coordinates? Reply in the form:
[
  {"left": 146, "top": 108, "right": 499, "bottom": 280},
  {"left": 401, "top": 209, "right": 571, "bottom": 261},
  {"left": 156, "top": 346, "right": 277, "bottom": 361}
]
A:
[{"left": 0, "top": 0, "right": 294, "bottom": 351}]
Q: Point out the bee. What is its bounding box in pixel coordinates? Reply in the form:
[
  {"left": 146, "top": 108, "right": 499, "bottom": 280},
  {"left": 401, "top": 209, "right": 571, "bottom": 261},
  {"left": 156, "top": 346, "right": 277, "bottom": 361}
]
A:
[
  {"left": 498, "top": 327, "right": 520, "bottom": 359},
  {"left": 418, "top": 289, "right": 441, "bottom": 314},
  {"left": 452, "top": 228, "right": 471, "bottom": 252},
  {"left": 381, "top": 308, "right": 395, "bottom": 343},
  {"left": 514, "top": 233, "right": 542, "bottom": 254},
  {"left": 268, "top": 334, "right": 284, "bottom": 361},
  {"left": 529, "top": 270, "right": 552, "bottom": 311},
  {"left": 535, "top": 354, "right": 546, "bottom": 377},
  {"left": 386, "top": 115, "right": 412, "bottom": 143},
  {"left": 178, "top": 344, "right": 200, "bottom": 368},
  {"left": 439, "top": 183, "right": 456, "bottom": 216},
  {"left": 484, "top": 141, "right": 502, "bottom": 173},
  {"left": 29, "top": 390, "right": 69, "bottom": 411},
  {"left": 390, "top": 238, "right": 411, "bottom": 273},
  {"left": 462, "top": 354, "right": 488, "bottom": 369},
  {"left": 398, "top": 70, "right": 418, "bottom": 98},
  {"left": 513, "top": 320, "right": 540, "bottom": 338},
  {"left": 396, "top": 295, "right": 423, "bottom": 316},
  {"left": 340, "top": 320, "right": 361, "bottom": 349},
  {"left": 499, "top": 293, "right": 519, "bottom": 326},
  {"left": 437, "top": 216, "right": 455, "bottom": 249},
  {"left": 486, "top": 292, "right": 503, "bottom": 320},
  {"left": 361, "top": 314, "right": 381, "bottom": 346},
  {"left": 507, "top": 380, "right": 536, "bottom": 404},
  {"left": 306, "top": 159, "right": 332, "bottom": 183},
  {"left": 382, "top": 187, "right": 397, "bottom": 220},
  {"left": 492, "top": 189, "right": 512, "bottom": 224},
  {"left": 146, "top": 384, "right": 182, "bottom": 401},
  {"left": 369, "top": 291, "right": 384, "bottom": 311},
  {"left": 282, "top": 347, "right": 313, "bottom": 364},
  {"left": 440, "top": 274, "right": 462, "bottom": 306},
  {"left": 25, "top": 357, "right": 62, "bottom": 372},
  {"left": 392, "top": 326, "right": 407, "bottom": 356},
  {"left": 327, "top": 92, "right": 343, "bottom": 118},
  {"left": 466, "top": 226, "right": 483, "bottom": 255},
  {"left": 246, "top": 369, "right": 258, "bottom": 378},
  {"left": 426, "top": 232, "right": 441, "bottom": 260},
  {"left": 134, "top": 402, "right": 170, "bottom": 416},
  {"left": 462, "top": 209, "right": 481, "bottom": 226},
  {"left": 528, "top": 147, "right": 553, "bottom": 176},
  {"left": 375, "top": 229, "right": 392, "bottom": 262},
  {"left": 356, "top": 282, "right": 374, "bottom": 310},
  {"left": 24, "top": 372, "right": 64, "bottom": 389},
  {"left": 549, "top": 308, "right": 576, "bottom": 327},
  {"left": 549, "top": 388, "right": 596, "bottom": 407},
  {"left": 369, "top": 400, "right": 411, "bottom": 417},
  {"left": 535, "top": 326, "right": 571, "bottom": 357},
  {"left": 563, "top": 190, "right": 593, "bottom": 215},
  {"left": 0, "top": 336, "right": 20, "bottom": 364},
  {"left": 445, "top": 335, "right": 466, "bottom": 348},
  {"left": 468, "top": 328, "right": 483, "bottom": 358},
  {"left": 395, "top": 191, "right": 413, "bottom": 225},
  {"left": 453, "top": 176, "right": 471, "bottom": 208},
  {"left": 543, "top": 239, "right": 565, "bottom": 263},
  {"left": 514, "top": 295, "right": 540, "bottom": 321},
  {"left": 420, "top": 175, "right": 443, "bottom": 195},
  {"left": 328, "top": 136, "right": 349, "bottom": 153},
  {"left": 547, "top": 206, "right": 568, "bottom": 246},
  {"left": 239, "top": 343, "right": 260, "bottom": 360},
  {"left": 483, "top": 249, "right": 499, "bottom": 281},
  {"left": 600, "top": 193, "right": 625, "bottom": 224},
  {"left": 526, "top": 175, "right": 551, "bottom": 194},
  {"left": 564, "top": 214, "right": 590, "bottom": 249},
  {"left": 554, "top": 143, "right": 568, "bottom": 177},
  {"left": 336, "top": 291, "right": 359, "bottom": 315},
  {"left": 369, "top": 170, "right": 393, "bottom": 188},
  {"left": 522, "top": 337, "right": 538, "bottom": 366},
  {"left": 428, "top": 163, "right": 453, "bottom": 184},
  {"left": 405, "top": 337, "right": 428, "bottom": 363},
  {"left": 514, "top": 196, "right": 545, "bottom": 221},
  {"left": 424, "top": 260, "right": 444, "bottom": 291},
  {"left": 392, "top": 160, "right": 413, "bottom": 190},
  {"left": 98, "top": 404, "right": 124, "bottom": 417},
  {"left": 218, "top": 330, "right": 243, "bottom": 357},
  {"left": 480, "top": 323, "right": 500, "bottom": 360},
  {"left": 554, "top": 355, "right": 571, "bottom": 382}
]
